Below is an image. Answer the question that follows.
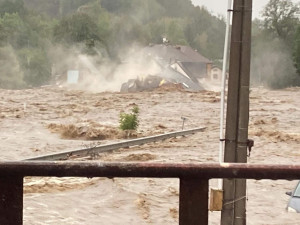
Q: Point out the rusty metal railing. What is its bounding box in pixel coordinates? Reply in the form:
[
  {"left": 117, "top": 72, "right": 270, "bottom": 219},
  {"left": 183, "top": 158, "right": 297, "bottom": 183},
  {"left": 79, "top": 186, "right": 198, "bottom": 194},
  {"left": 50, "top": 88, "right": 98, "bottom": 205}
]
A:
[
  {"left": 25, "top": 127, "right": 206, "bottom": 161},
  {"left": 1, "top": 162, "right": 300, "bottom": 224}
]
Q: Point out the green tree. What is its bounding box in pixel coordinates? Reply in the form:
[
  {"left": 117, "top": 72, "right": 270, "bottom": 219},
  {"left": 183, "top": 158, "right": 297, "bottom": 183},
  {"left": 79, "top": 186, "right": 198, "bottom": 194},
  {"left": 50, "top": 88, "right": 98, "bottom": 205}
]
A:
[
  {"left": 0, "top": 46, "right": 24, "bottom": 89},
  {"left": 119, "top": 106, "right": 139, "bottom": 131},
  {"left": 166, "top": 19, "right": 187, "bottom": 45},
  {"left": 100, "top": 0, "right": 132, "bottom": 14},
  {"left": 76, "top": 2, "right": 112, "bottom": 48},
  {"left": 262, "top": 0, "right": 300, "bottom": 47},
  {"left": 53, "top": 10, "right": 110, "bottom": 56},
  {"left": 0, "top": 13, "right": 24, "bottom": 47},
  {"left": 18, "top": 48, "right": 51, "bottom": 87},
  {"left": 294, "top": 25, "right": 300, "bottom": 75},
  {"left": 147, "top": 19, "right": 166, "bottom": 43},
  {"left": 184, "top": 7, "right": 226, "bottom": 59},
  {"left": 23, "top": 0, "right": 95, "bottom": 18},
  {"left": 157, "top": 0, "right": 193, "bottom": 18},
  {"left": 251, "top": 19, "right": 300, "bottom": 88},
  {"left": 253, "top": 0, "right": 300, "bottom": 88},
  {"left": 54, "top": 13, "right": 100, "bottom": 44},
  {"left": 0, "top": 0, "right": 24, "bottom": 16}
]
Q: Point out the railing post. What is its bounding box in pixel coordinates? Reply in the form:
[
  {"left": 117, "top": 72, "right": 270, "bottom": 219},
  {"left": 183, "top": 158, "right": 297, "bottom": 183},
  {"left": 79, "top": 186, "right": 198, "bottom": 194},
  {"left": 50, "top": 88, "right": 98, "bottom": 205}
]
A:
[
  {"left": 179, "top": 178, "right": 208, "bottom": 225},
  {"left": 0, "top": 176, "right": 23, "bottom": 225}
]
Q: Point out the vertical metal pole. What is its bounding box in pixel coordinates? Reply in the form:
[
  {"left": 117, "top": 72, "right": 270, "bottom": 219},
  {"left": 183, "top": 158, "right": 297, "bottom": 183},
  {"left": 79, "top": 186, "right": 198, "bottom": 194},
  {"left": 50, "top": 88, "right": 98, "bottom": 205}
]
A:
[
  {"left": 179, "top": 178, "right": 208, "bottom": 225},
  {"left": 219, "top": 0, "right": 233, "bottom": 190},
  {"left": 221, "top": 0, "right": 252, "bottom": 225},
  {"left": 0, "top": 176, "right": 23, "bottom": 225}
]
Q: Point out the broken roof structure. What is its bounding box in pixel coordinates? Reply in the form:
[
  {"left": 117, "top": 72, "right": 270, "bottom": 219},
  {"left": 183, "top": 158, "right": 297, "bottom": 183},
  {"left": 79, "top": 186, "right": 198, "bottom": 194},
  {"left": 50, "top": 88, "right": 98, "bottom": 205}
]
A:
[
  {"left": 121, "top": 44, "right": 212, "bottom": 92},
  {"left": 144, "top": 44, "right": 211, "bottom": 64},
  {"left": 144, "top": 44, "right": 211, "bottom": 79}
]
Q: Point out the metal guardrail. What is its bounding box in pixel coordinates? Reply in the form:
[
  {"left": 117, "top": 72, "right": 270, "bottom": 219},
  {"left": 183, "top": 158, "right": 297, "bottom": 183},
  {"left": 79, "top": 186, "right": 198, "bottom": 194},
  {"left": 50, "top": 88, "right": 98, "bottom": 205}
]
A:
[
  {"left": 1, "top": 162, "right": 300, "bottom": 225},
  {"left": 25, "top": 127, "right": 206, "bottom": 161}
]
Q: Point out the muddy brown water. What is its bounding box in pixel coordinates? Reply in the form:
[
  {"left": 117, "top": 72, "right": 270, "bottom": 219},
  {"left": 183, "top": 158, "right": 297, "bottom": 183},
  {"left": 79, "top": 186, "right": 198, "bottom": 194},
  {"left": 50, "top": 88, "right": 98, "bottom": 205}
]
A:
[{"left": 0, "top": 86, "right": 299, "bottom": 224}]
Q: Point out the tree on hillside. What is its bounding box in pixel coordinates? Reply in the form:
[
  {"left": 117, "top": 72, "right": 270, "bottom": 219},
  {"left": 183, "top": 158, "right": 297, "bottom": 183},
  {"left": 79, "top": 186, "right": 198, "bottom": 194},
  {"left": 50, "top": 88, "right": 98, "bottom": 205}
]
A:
[
  {"left": 101, "top": 0, "right": 165, "bottom": 23},
  {"left": 23, "top": 0, "right": 95, "bottom": 17},
  {"left": 0, "top": 0, "right": 24, "bottom": 16},
  {"left": 294, "top": 25, "right": 300, "bottom": 75},
  {"left": 185, "top": 7, "right": 226, "bottom": 59},
  {"left": 262, "top": 0, "right": 300, "bottom": 47},
  {"left": 100, "top": 0, "right": 131, "bottom": 14},
  {"left": 18, "top": 48, "right": 51, "bottom": 87},
  {"left": 251, "top": 0, "right": 300, "bottom": 88},
  {"left": 0, "top": 46, "right": 24, "bottom": 89},
  {"left": 157, "top": 0, "right": 194, "bottom": 18},
  {"left": 54, "top": 13, "right": 101, "bottom": 46},
  {"left": 166, "top": 19, "right": 187, "bottom": 45},
  {"left": 0, "top": 2, "right": 56, "bottom": 88},
  {"left": 0, "top": 13, "right": 24, "bottom": 48}
]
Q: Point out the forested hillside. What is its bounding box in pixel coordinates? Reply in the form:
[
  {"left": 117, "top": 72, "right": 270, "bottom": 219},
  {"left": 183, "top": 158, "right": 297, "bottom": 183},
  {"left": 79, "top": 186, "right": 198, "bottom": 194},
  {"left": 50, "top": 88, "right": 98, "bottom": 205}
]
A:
[
  {"left": 24, "top": 0, "right": 226, "bottom": 60},
  {"left": 0, "top": 0, "right": 226, "bottom": 89},
  {"left": 0, "top": 0, "right": 299, "bottom": 89}
]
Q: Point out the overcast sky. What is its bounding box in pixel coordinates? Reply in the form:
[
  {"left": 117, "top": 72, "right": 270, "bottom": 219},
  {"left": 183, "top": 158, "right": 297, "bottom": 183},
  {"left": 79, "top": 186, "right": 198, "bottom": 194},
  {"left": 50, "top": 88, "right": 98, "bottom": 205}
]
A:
[{"left": 191, "top": 0, "right": 298, "bottom": 19}]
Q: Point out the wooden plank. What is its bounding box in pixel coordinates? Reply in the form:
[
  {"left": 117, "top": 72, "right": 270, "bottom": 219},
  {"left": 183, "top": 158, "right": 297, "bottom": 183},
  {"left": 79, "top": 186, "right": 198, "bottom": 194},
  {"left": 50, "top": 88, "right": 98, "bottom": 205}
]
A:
[{"left": 209, "top": 189, "right": 223, "bottom": 211}]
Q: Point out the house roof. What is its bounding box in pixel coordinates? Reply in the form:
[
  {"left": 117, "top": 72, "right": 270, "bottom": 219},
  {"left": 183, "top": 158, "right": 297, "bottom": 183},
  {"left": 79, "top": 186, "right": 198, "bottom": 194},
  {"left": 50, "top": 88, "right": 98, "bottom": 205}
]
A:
[
  {"left": 177, "top": 45, "right": 211, "bottom": 63},
  {"left": 177, "top": 61, "right": 208, "bottom": 80},
  {"left": 159, "top": 65, "right": 204, "bottom": 91},
  {"left": 143, "top": 44, "right": 211, "bottom": 64}
]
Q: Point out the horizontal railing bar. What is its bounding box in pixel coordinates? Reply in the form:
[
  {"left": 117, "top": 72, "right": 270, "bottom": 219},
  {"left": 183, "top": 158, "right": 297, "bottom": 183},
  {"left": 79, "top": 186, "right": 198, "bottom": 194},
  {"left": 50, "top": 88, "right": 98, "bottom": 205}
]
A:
[
  {"left": 1, "top": 162, "right": 300, "bottom": 180},
  {"left": 25, "top": 127, "right": 206, "bottom": 161}
]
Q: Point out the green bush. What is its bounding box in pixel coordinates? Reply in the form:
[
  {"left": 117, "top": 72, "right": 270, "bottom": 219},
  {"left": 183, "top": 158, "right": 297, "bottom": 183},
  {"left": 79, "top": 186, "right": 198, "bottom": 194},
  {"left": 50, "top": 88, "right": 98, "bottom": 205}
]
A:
[{"left": 119, "top": 106, "right": 139, "bottom": 131}]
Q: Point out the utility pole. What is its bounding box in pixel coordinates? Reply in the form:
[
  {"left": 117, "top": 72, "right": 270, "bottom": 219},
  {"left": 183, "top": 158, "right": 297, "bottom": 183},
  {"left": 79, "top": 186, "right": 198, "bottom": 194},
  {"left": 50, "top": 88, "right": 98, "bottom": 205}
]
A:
[{"left": 221, "top": 0, "right": 252, "bottom": 225}]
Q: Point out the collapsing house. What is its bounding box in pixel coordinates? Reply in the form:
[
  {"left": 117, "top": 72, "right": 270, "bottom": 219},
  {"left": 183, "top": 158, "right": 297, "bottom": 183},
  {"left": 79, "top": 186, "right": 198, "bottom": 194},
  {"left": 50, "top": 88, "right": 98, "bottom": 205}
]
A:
[{"left": 120, "top": 44, "right": 215, "bottom": 92}]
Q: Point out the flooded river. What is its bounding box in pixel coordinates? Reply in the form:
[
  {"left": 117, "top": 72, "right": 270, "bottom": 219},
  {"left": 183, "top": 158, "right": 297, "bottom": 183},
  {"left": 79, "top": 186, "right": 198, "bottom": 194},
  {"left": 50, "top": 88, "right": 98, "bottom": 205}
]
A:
[{"left": 0, "top": 86, "right": 299, "bottom": 224}]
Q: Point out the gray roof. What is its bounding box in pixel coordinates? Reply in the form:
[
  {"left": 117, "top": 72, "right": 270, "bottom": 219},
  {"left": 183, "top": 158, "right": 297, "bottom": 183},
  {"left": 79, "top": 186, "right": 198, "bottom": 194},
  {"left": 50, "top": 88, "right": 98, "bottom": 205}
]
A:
[
  {"left": 178, "top": 61, "right": 208, "bottom": 79},
  {"left": 143, "top": 44, "right": 211, "bottom": 64},
  {"left": 158, "top": 65, "right": 204, "bottom": 91}
]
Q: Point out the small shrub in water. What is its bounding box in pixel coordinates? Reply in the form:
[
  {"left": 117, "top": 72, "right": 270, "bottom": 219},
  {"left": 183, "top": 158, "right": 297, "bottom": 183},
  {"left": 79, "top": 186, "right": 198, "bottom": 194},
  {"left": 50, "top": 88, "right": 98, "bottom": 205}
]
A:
[{"left": 119, "top": 106, "right": 139, "bottom": 131}]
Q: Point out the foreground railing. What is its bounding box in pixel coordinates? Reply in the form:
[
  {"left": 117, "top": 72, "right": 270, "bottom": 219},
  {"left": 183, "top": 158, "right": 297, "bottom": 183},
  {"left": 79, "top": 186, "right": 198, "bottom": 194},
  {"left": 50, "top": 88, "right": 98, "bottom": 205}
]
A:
[{"left": 1, "top": 162, "right": 300, "bottom": 224}]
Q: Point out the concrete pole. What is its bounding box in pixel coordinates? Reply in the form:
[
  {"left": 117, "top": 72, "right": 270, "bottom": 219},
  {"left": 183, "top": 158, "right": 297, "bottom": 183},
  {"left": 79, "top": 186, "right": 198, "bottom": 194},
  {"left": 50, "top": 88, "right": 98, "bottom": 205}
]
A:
[
  {"left": 234, "top": 1, "right": 252, "bottom": 224},
  {"left": 221, "top": 0, "right": 252, "bottom": 224}
]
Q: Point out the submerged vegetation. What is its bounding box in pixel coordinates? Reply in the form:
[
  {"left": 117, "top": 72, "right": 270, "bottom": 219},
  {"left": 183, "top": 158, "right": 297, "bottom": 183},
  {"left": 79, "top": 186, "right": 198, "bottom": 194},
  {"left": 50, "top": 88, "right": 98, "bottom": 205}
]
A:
[
  {"left": 0, "top": 0, "right": 299, "bottom": 89},
  {"left": 119, "top": 106, "right": 139, "bottom": 131}
]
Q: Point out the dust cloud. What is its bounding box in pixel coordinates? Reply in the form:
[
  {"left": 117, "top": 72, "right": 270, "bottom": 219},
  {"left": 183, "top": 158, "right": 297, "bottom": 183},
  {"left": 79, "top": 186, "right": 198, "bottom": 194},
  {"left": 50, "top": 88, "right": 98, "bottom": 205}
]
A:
[
  {"left": 0, "top": 45, "right": 24, "bottom": 89},
  {"left": 50, "top": 44, "right": 161, "bottom": 92},
  {"left": 251, "top": 38, "right": 298, "bottom": 88}
]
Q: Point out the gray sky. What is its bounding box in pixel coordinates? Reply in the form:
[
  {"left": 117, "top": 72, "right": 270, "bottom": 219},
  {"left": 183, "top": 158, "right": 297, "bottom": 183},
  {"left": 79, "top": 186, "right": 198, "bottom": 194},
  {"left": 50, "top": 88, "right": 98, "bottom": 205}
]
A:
[{"left": 191, "top": 0, "right": 298, "bottom": 19}]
